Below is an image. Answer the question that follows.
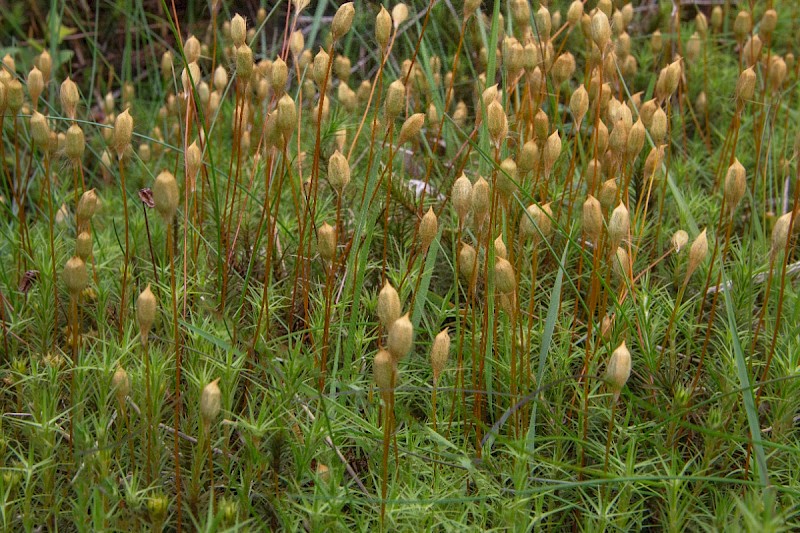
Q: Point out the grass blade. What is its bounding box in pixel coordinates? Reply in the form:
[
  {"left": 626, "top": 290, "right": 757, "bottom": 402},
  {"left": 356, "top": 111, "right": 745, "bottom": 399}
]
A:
[
  {"left": 525, "top": 243, "right": 568, "bottom": 457},
  {"left": 720, "top": 262, "right": 769, "bottom": 487}
]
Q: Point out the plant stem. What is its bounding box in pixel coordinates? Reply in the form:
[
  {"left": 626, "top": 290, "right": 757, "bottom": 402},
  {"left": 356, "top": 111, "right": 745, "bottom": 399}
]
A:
[
  {"left": 43, "top": 150, "right": 58, "bottom": 352},
  {"left": 143, "top": 339, "right": 153, "bottom": 485},
  {"left": 380, "top": 390, "right": 392, "bottom": 526},
  {"left": 118, "top": 158, "right": 131, "bottom": 339},
  {"left": 167, "top": 229, "right": 183, "bottom": 532},
  {"left": 207, "top": 426, "right": 215, "bottom": 508}
]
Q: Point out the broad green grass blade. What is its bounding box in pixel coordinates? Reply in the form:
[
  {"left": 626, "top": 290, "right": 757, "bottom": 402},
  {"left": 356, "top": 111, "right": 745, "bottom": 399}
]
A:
[
  {"left": 411, "top": 228, "right": 442, "bottom": 329},
  {"left": 720, "top": 262, "right": 769, "bottom": 487},
  {"left": 526, "top": 243, "right": 569, "bottom": 457}
]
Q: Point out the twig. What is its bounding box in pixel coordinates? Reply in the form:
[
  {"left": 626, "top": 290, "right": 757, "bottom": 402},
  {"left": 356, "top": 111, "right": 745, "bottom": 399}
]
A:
[
  {"left": 705, "top": 260, "right": 800, "bottom": 295},
  {"left": 127, "top": 398, "right": 232, "bottom": 458},
  {"left": 297, "top": 401, "right": 369, "bottom": 494}
]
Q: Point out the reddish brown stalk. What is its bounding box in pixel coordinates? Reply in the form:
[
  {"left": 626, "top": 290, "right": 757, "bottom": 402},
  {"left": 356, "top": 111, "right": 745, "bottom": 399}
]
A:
[
  {"left": 227, "top": 147, "right": 266, "bottom": 276},
  {"left": 523, "top": 247, "right": 540, "bottom": 422},
  {"left": 70, "top": 161, "right": 82, "bottom": 215},
  {"left": 656, "top": 276, "right": 689, "bottom": 373},
  {"left": 754, "top": 176, "right": 800, "bottom": 403},
  {"left": 578, "top": 233, "right": 604, "bottom": 479},
  {"left": 596, "top": 251, "right": 615, "bottom": 362},
  {"left": 219, "top": 84, "right": 245, "bottom": 313},
  {"left": 743, "top": 83, "right": 793, "bottom": 491},
  {"left": 319, "top": 191, "right": 345, "bottom": 391},
  {"left": 380, "top": 122, "right": 396, "bottom": 284},
  {"left": 446, "top": 223, "right": 469, "bottom": 437},
  {"left": 491, "top": 285, "right": 502, "bottom": 428},
  {"left": 566, "top": 237, "right": 589, "bottom": 411},
  {"left": 0, "top": 116, "right": 8, "bottom": 204},
  {"left": 223, "top": 99, "right": 250, "bottom": 321},
  {"left": 142, "top": 339, "right": 153, "bottom": 485},
  {"left": 650, "top": 101, "right": 675, "bottom": 254},
  {"left": 182, "top": 91, "right": 194, "bottom": 319},
  {"left": 207, "top": 429, "right": 215, "bottom": 508},
  {"left": 0, "top": 289, "right": 8, "bottom": 360},
  {"left": 308, "top": 41, "right": 337, "bottom": 247},
  {"left": 620, "top": 158, "right": 635, "bottom": 207},
  {"left": 293, "top": 41, "right": 336, "bottom": 347},
  {"left": 455, "top": 240, "right": 480, "bottom": 445},
  {"left": 603, "top": 398, "right": 619, "bottom": 477},
  {"left": 562, "top": 129, "right": 582, "bottom": 222},
  {"left": 118, "top": 159, "right": 131, "bottom": 339},
  {"left": 42, "top": 149, "right": 58, "bottom": 352},
  {"left": 410, "top": 14, "right": 468, "bottom": 213},
  {"left": 700, "top": 37, "right": 712, "bottom": 151},
  {"left": 69, "top": 294, "right": 79, "bottom": 466},
  {"left": 252, "top": 148, "right": 286, "bottom": 358},
  {"left": 700, "top": 167, "right": 741, "bottom": 314},
  {"left": 168, "top": 228, "right": 183, "bottom": 532},
  {"left": 688, "top": 217, "right": 734, "bottom": 396},
  {"left": 512, "top": 285, "right": 526, "bottom": 435},
  {"left": 676, "top": 70, "right": 689, "bottom": 154},
  {"left": 711, "top": 118, "right": 737, "bottom": 193},
  {"left": 209, "top": 7, "right": 218, "bottom": 80},
  {"left": 474, "top": 175, "right": 502, "bottom": 455},
  {"left": 13, "top": 117, "right": 30, "bottom": 273},
  {"left": 467, "top": 264, "right": 480, "bottom": 446},
  {"left": 346, "top": 31, "right": 395, "bottom": 162},
  {"left": 379, "top": 389, "right": 392, "bottom": 526}
]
